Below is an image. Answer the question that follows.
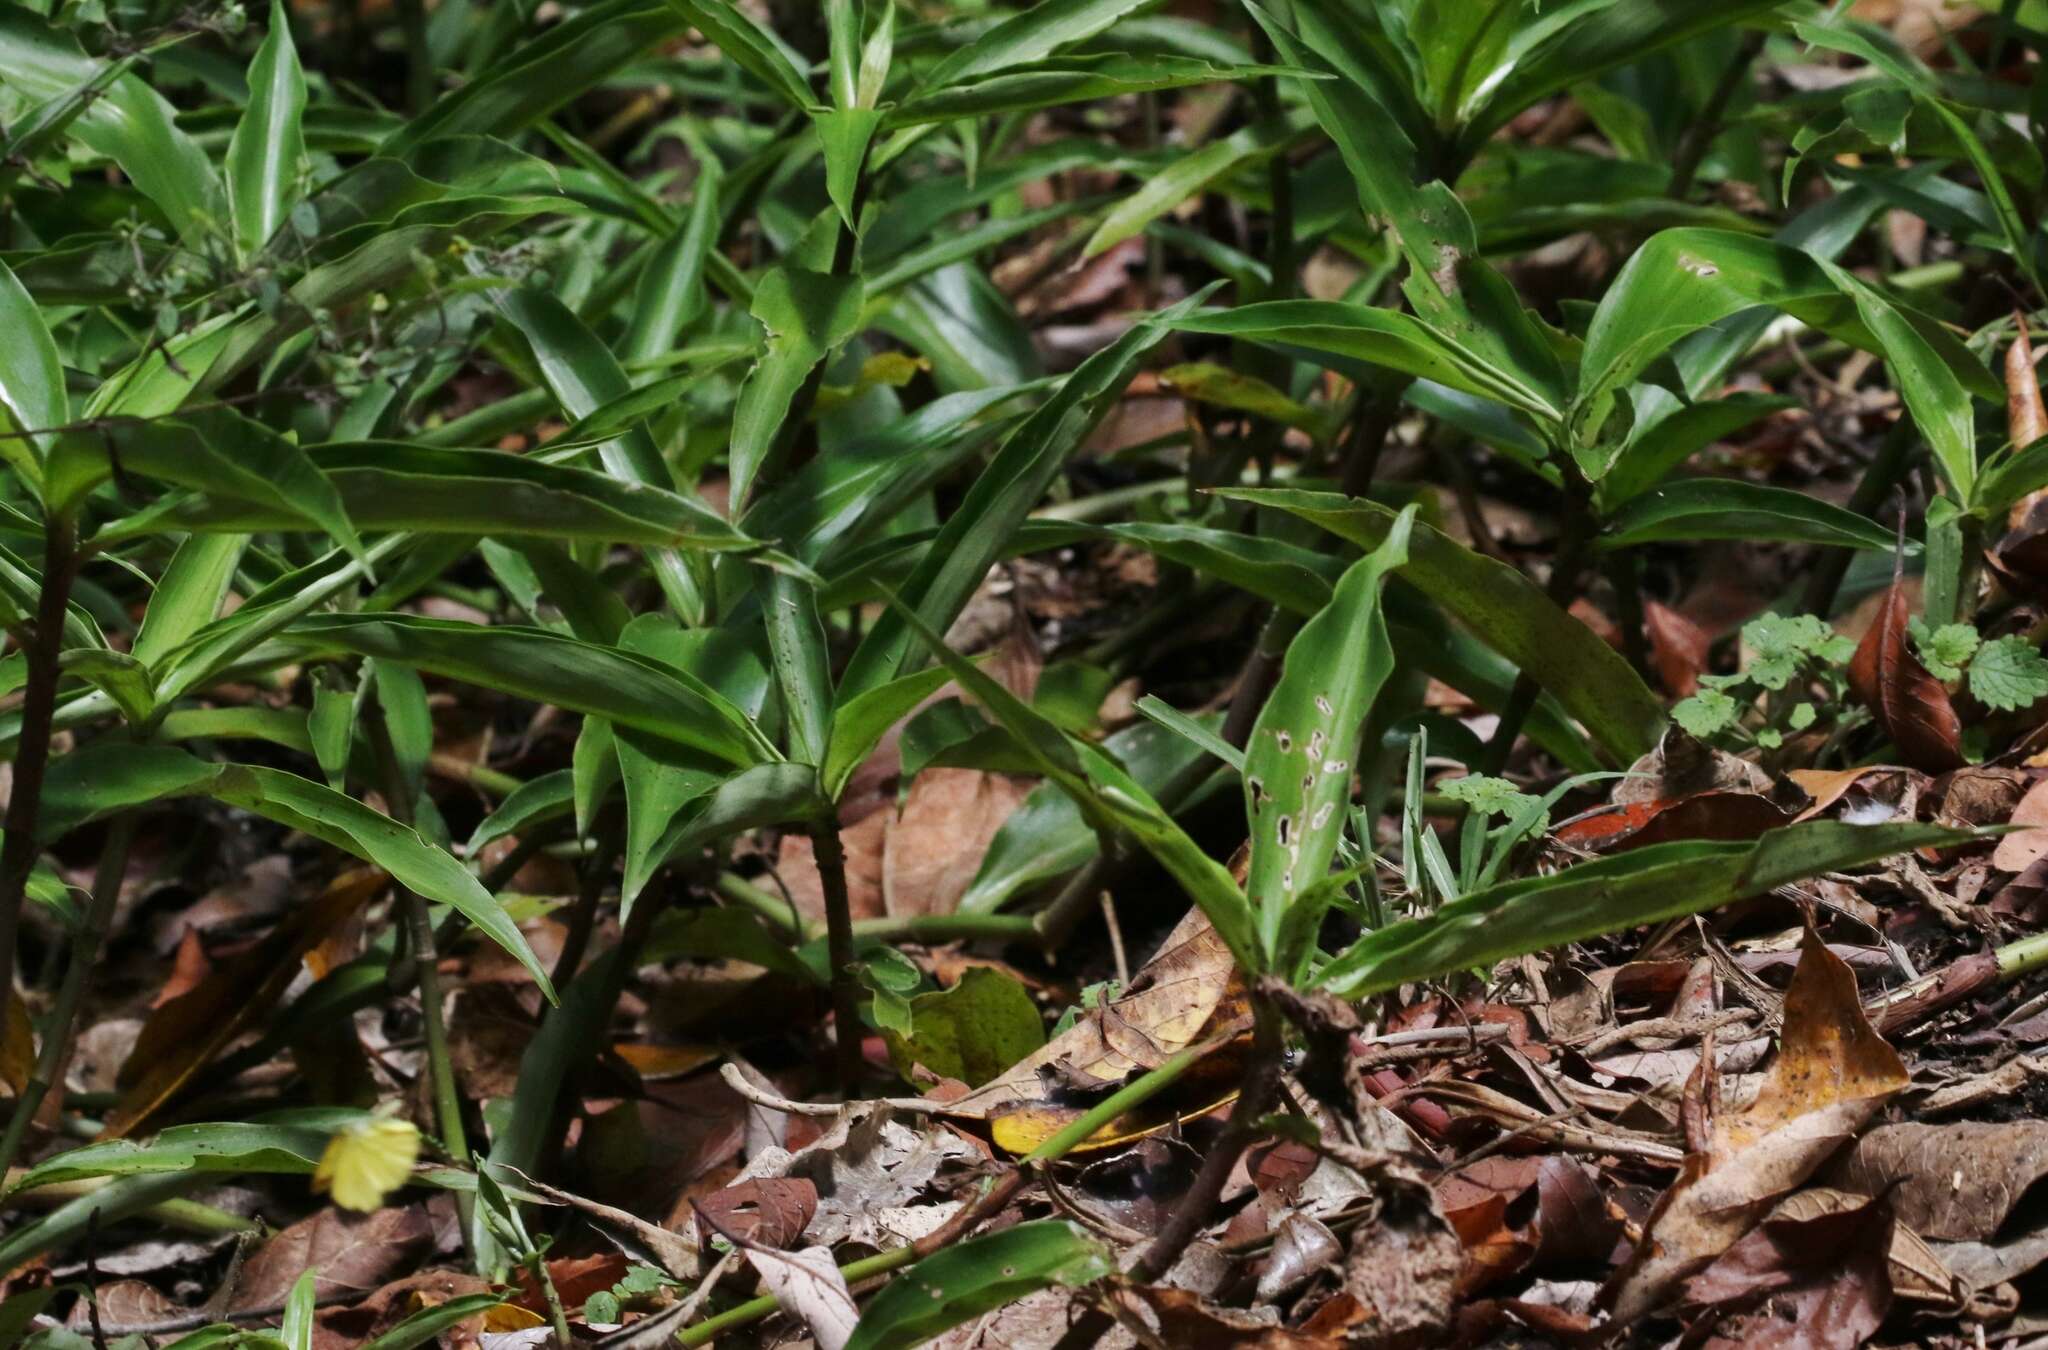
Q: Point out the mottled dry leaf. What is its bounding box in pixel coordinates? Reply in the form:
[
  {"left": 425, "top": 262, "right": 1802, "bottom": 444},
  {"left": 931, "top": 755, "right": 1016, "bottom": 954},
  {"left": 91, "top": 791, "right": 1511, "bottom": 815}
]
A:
[
  {"left": 1773, "top": 1188, "right": 1961, "bottom": 1306},
  {"left": 694, "top": 1176, "right": 818, "bottom": 1249},
  {"left": 940, "top": 908, "right": 1241, "bottom": 1120},
  {"left": 231, "top": 1205, "right": 433, "bottom": 1310},
  {"left": 1606, "top": 932, "right": 1908, "bottom": 1322},
  {"left": 1827, "top": 1120, "right": 2048, "bottom": 1241},
  {"left": 1847, "top": 568, "right": 1963, "bottom": 772},
  {"left": 883, "top": 768, "right": 1034, "bottom": 917}
]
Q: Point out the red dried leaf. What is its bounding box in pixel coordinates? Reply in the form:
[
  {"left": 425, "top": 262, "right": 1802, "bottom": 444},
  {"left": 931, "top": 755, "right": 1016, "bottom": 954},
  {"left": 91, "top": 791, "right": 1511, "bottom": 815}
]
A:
[
  {"left": 1846, "top": 570, "right": 1963, "bottom": 772},
  {"left": 1645, "top": 601, "right": 1710, "bottom": 698}
]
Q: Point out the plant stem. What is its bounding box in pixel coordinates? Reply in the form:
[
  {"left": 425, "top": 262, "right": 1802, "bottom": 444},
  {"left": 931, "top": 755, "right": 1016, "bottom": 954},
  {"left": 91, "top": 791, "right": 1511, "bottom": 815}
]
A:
[
  {"left": 396, "top": 0, "right": 434, "bottom": 112},
  {"left": 0, "top": 515, "right": 79, "bottom": 1024},
  {"left": 1022, "top": 1031, "right": 1238, "bottom": 1164},
  {"left": 527, "top": 1248, "right": 573, "bottom": 1346},
  {"left": 675, "top": 1245, "right": 920, "bottom": 1347},
  {"left": 366, "top": 711, "right": 471, "bottom": 1226},
  {"left": 1609, "top": 552, "right": 1650, "bottom": 679},
  {"left": 809, "top": 817, "right": 867, "bottom": 1096},
  {"left": 550, "top": 824, "right": 619, "bottom": 988},
  {"left": 1667, "top": 29, "right": 1765, "bottom": 201},
  {"left": 716, "top": 869, "right": 812, "bottom": 941},
  {"left": 0, "top": 813, "right": 134, "bottom": 1181},
  {"left": 1129, "top": 993, "right": 1283, "bottom": 1281},
  {"left": 1478, "top": 476, "right": 1596, "bottom": 774}
]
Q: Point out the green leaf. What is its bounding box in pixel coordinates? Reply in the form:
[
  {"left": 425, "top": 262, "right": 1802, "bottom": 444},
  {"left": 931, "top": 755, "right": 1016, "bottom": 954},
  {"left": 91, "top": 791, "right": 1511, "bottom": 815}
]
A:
[
  {"left": 818, "top": 107, "right": 883, "bottom": 229},
  {"left": 1170, "top": 301, "right": 1563, "bottom": 423},
  {"left": 154, "top": 441, "right": 758, "bottom": 552},
  {"left": 360, "top": 1297, "right": 510, "bottom": 1350},
  {"left": 1672, "top": 688, "right": 1740, "bottom": 738},
  {"left": 383, "top": 0, "right": 687, "bottom": 153},
  {"left": 0, "top": 9, "right": 225, "bottom": 243},
  {"left": 54, "top": 411, "right": 362, "bottom": 567},
  {"left": 1969, "top": 635, "right": 2048, "bottom": 712},
  {"left": 133, "top": 536, "right": 249, "bottom": 670},
  {"left": 890, "top": 56, "right": 1302, "bottom": 126},
  {"left": 227, "top": 0, "right": 308, "bottom": 261},
  {"left": 887, "top": 593, "right": 1258, "bottom": 969},
  {"left": 1820, "top": 260, "right": 1979, "bottom": 501},
  {"left": 922, "top": 0, "right": 1154, "bottom": 87},
  {"left": 1318, "top": 822, "right": 1970, "bottom": 997},
  {"left": 0, "top": 258, "right": 64, "bottom": 485},
  {"left": 845, "top": 1221, "right": 1113, "bottom": 1350},
  {"left": 619, "top": 171, "right": 722, "bottom": 369},
  {"left": 11, "top": 1115, "right": 358, "bottom": 1192},
  {"left": 1223, "top": 488, "right": 1664, "bottom": 763},
  {"left": 821, "top": 665, "right": 957, "bottom": 802},
  {"left": 730, "top": 267, "right": 867, "bottom": 509},
  {"left": 1244, "top": 508, "right": 1413, "bottom": 969},
  {"left": 958, "top": 713, "right": 1223, "bottom": 915},
  {"left": 282, "top": 1271, "right": 317, "bottom": 1350},
  {"left": 467, "top": 770, "right": 574, "bottom": 856},
  {"left": 1082, "top": 111, "right": 1306, "bottom": 260},
  {"left": 668, "top": 0, "right": 815, "bottom": 111},
  {"left": 882, "top": 967, "right": 1047, "bottom": 1087},
  {"left": 489, "top": 270, "right": 707, "bottom": 620},
  {"left": 59, "top": 651, "right": 153, "bottom": 726},
  {"left": 1911, "top": 619, "right": 1980, "bottom": 682},
  {"left": 841, "top": 290, "right": 1210, "bottom": 699},
  {"left": 1598, "top": 479, "right": 1904, "bottom": 552},
  {"left": 286, "top": 614, "right": 777, "bottom": 769}
]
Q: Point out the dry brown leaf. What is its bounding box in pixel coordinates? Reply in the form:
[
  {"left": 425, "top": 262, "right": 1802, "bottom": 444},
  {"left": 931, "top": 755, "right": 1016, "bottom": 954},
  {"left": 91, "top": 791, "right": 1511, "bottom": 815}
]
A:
[
  {"left": 1994, "top": 777, "right": 2048, "bottom": 871},
  {"left": 231, "top": 1205, "right": 434, "bottom": 1311},
  {"left": 1645, "top": 600, "right": 1710, "bottom": 698},
  {"left": 1680, "top": 1191, "right": 1894, "bottom": 1349},
  {"left": 744, "top": 1244, "right": 859, "bottom": 1350},
  {"left": 1787, "top": 765, "right": 1920, "bottom": 823},
  {"left": 1847, "top": 567, "right": 1963, "bottom": 772},
  {"left": 1, "top": 987, "right": 31, "bottom": 1097},
  {"left": 107, "top": 868, "right": 385, "bottom": 1138},
  {"left": 693, "top": 1176, "right": 818, "bottom": 1249},
  {"left": 1773, "top": 1187, "right": 1962, "bottom": 1306},
  {"left": 1827, "top": 1120, "right": 2048, "bottom": 1241},
  {"left": 1110, "top": 1285, "right": 1340, "bottom": 1346},
  {"left": 1605, "top": 931, "right": 1908, "bottom": 1323},
  {"left": 939, "top": 908, "right": 1241, "bottom": 1121},
  {"left": 883, "top": 768, "right": 1034, "bottom": 918},
  {"left": 2010, "top": 315, "right": 2046, "bottom": 532}
]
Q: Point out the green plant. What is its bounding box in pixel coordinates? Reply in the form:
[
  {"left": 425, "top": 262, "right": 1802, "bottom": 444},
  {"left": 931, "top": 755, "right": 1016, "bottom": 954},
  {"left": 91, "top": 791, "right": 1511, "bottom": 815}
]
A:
[{"left": 0, "top": 0, "right": 2037, "bottom": 1339}]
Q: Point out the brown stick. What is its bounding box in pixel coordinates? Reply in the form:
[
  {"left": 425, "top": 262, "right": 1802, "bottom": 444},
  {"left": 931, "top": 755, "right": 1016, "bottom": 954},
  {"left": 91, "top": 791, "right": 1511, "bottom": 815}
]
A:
[
  {"left": 0, "top": 515, "right": 78, "bottom": 1023},
  {"left": 810, "top": 817, "right": 867, "bottom": 1095}
]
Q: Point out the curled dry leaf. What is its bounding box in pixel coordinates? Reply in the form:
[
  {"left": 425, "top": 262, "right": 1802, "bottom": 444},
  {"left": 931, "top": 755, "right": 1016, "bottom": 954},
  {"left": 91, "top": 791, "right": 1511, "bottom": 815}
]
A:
[
  {"left": 2010, "top": 313, "right": 2048, "bottom": 527},
  {"left": 1604, "top": 930, "right": 1908, "bottom": 1324},
  {"left": 1993, "top": 777, "right": 2048, "bottom": 872},
  {"left": 743, "top": 1244, "right": 859, "bottom": 1350},
  {"left": 1847, "top": 567, "right": 1963, "bottom": 773}
]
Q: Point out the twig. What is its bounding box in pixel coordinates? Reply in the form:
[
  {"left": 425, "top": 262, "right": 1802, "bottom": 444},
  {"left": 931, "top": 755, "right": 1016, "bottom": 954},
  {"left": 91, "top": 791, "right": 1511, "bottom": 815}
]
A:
[{"left": 714, "top": 1063, "right": 937, "bottom": 1117}]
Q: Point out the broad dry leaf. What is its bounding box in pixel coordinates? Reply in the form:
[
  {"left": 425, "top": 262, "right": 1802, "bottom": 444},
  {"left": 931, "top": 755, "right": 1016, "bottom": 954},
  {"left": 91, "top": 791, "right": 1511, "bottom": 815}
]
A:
[
  {"left": 883, "top": 768, "right": 1034, "bottom": 917},
  {"left": 745, "top": 1244, "right": 859, "bottom": 1350},
  {"left": 1680, "top": 1191, "right": 1894, "bottom": 1349},
  {"left": 733, "top": 1103, "right": 981, "bottom": 1249},
  {"left": 1645, "top": 600, "right": 1710, "bottom": 698},
  {"left": 1994, "top": 778, "right": 2048, "bottom": 871},
  {"left": 1847, "top": 568, "right": 1963, "bottom": 772},
  {"left": 939, "top": 908, "right": 1241, "bottom": 1121},
  {"left": 1606, "top": 931, "right": 1908, "bottom": 1323},
  {"left": 230, "top": 1204, "right": 434, "bottom": 1310},
  {"left": 1827, "top": 1120, "right": 2048, "bottom": 1241},
  {"left": 107, "top": 868, "right": 386, "bottom": 1138},
  {"left": 2009, "top": 315, "right": 2047, "bottom": 525}
]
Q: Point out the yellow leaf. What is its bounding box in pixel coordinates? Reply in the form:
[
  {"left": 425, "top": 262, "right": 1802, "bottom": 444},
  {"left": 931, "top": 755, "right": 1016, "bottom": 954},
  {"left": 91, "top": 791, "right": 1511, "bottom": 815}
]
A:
[{"left": 314, "top": 1116, "right": 421, "bottom": 1212}]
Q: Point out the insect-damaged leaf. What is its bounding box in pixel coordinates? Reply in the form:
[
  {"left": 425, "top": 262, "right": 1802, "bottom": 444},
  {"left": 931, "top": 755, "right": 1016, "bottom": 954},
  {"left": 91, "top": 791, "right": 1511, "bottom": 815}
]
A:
[{"left": 1243, "top": 505, "right": 1413, "bottom": 970}]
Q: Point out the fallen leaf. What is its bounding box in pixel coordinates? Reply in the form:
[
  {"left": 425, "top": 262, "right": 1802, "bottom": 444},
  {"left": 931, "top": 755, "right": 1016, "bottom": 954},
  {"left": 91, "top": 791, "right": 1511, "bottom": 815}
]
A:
[
  {"left": 884, "top": 768, "right": 1035, "bottom": 918},
  {"left": 778, "top": 809, "right": 887, "bottom": 926},
  {"left": 231, "top": 1204, "right": 434, "bottom": 1311},
  {"left": 743, "top": 1244, "right": 858, "bottom": 1350},
  {"left": 1994, "top": 778, "right": 2048, "bottom": 871},
  {"left": 2009, "top": 315, "right": 2047, "bottom": 530},
  {"left": 733, "top": 1103, "right": 982, "bottom": 1249},
  {"left": 885, "top": 967, "right": 1048, "bottom": 1088},
  {"left": 1680, "top": 1191, "right": 1893, "bottom": 1349},
  {"left": 1827, "top": 1120, "right": 2048, "bottom": 1241},
  {"left": 1, "top": 988, "right": 31, "bottom": 1096},
  {"left": 1646, "top": 601, "right": 1710, "bottom": 698},
  {"left": 1605, "top": 931, "right": 1908, "bottom": 1323},
  {"left": 1847, "top": 566, "right": 1963, "bottom": 773},
  {"left": 693, "top": 1176, "right": 819, "bottom": 1249},
  {"left": 1111, "top": 1284, "right": 1339, "bottom": 1346},
  {"left": 1772, "top": 1188, "right": 1962, "bottom": 1306}
]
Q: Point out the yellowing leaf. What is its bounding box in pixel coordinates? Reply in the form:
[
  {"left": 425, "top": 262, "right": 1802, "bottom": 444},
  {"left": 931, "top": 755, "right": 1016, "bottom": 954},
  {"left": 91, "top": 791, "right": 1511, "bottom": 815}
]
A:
[{"left": 313, "top": 1116, "right": 421, "bottom": 1212}]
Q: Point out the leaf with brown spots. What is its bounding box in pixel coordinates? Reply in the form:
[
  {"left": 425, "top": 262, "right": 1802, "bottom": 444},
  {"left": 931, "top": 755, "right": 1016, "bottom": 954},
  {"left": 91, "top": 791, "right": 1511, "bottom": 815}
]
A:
[{"left": 1605, "top": 930, "right": 1908, "bottom": 1323}]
